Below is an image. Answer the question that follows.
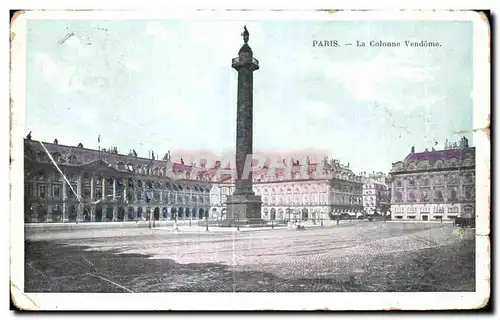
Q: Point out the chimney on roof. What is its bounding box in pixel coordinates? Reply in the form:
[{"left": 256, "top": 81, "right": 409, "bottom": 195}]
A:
[
  {"left": 26, "top": 131, "right": 32, "bottom": 140},
  {"left": 54, "top": 139, "right": 58, "bottom": 145},
  {"left": 461, "top": 136, "right": 469, "bottom": 148},
  {"left": 410, "top": 146, "right": 415, "bottom": 153},
  {"left": 77, "top": 143, "right": 83, "bottom": 148}
]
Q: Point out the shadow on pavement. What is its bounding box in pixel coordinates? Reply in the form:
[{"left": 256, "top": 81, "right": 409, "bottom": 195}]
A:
[{"left": 25, "top": 236, "right": 475, "bottom": 293}]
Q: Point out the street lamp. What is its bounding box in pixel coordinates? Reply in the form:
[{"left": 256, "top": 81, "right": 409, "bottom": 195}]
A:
[
  {"left": 205, "top": 210, "right": 209, "bottom": 232},
  {"left": 146, "top": 191, "right": 152, "bottom": 229}
]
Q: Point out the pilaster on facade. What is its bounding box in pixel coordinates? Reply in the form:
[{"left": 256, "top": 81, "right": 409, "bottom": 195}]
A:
[
  {"left": 133, "top": 180, "right": 138, "bottom": 203},
  {"left": 112, "top": 178, "right": 116, "bottom": 201},
  {"left": 101, "top": 177, "right": 105, "bottom": 200},
  {"left": 90, "top": 176, "right": 94, "bottom": 201}
]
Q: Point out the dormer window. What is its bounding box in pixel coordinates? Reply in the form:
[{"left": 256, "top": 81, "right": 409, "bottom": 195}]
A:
[
  {"left": 52, "top": 152, "right": 61, "bottom": 162},
  {"left": 36, "top": 151, "right": 46, "bottom": 161}
]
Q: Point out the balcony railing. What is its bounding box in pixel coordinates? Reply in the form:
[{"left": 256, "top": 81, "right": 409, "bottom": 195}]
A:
[{"left": 231, "top": 57, "right": 259, "bottom": 65}]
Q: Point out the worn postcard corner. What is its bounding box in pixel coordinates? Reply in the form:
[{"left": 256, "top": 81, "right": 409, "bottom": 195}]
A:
[{"left": 9, "top": 9, "right": 491, "bottom": 311}]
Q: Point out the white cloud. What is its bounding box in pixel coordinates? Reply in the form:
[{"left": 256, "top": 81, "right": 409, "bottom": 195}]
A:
[
  {"left": 255, "top": 106, "right": 346, "bottom": 154},
  {"left": 65, "top": 35, "right": 89, "bottom": 51},
  {"left": 35, "top": 53, "right": 108, "bottom": 95},
  {"left": 35, "top": 53, "right": 83, "bottom": 94},
  {"left": 146, "top": 22, "right": 168, "bottom": 41},
  {"left": 123, "top": 59, "right": 140, "bottom": 71},
  {"left": 325, "top": 50, "right": 440, "bottom": 111},
  {"left": 79, "top": 109, "right": 96, "bottom": 125},
  {"left": 152, "top": 98, "right": 201, "bottom": 127},
  {"left": 303, "top": 101, "right": 331, "bottom": 120}
]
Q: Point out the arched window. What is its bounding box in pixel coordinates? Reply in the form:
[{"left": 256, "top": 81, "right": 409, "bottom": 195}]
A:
[
  {"left": 36, "top": 151, "right": 46, "bottom": 161},
  {"left": 434, "top": 160, "right": 444, "bottom": 168},
  {"left": 434, "top": 189, "right": 443, "bottom": 201},
  {"left": 51, "top": 152, "right": 62, "bottom": 162},
  {"left": 395, "top": 191, "right": 403, "bottom": 202},
  {"left": 449, "top": 189, "right": 458, "bottom": 201},
  {"left": 408, "top": 190, "right": 416, "bottom": 202},
  {"left": 270, "top": 208, "right": 276, "bottom": 220}
]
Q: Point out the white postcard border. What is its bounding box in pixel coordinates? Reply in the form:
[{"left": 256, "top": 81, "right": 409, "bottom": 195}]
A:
[{"left": 10, "top": 9, "right": 490, "bottom": 310}]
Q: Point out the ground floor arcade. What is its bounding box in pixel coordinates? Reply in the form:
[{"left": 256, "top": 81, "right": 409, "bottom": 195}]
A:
[{"left": 25, "top": 201, "right": 210, "bottom": 223}]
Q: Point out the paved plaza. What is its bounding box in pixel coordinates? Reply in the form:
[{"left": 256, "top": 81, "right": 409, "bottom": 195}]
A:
[{"left": 25, "top": 222, "right": 475, "bottom": 292}]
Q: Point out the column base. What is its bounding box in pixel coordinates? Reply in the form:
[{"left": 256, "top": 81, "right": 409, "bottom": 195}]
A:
[{"left": 221, "top": 193, "right": 264, "bottom": 227}]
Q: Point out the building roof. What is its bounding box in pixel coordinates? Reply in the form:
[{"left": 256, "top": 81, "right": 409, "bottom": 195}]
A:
[
  {"left": 390, "top": 146, "right": 475, "bottom": 174},
  {"left": 24, "top": 139, "right": 362, "bottom": 184},
  {"left": 404, "top": 147, "right": 475, "bottom": 162}
]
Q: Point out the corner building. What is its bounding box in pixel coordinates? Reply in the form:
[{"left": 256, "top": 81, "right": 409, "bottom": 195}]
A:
[{"left": 389, "top": 137, "right": 475, "bottom": 222}]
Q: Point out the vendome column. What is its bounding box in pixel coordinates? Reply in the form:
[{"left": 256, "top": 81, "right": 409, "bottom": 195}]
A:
[{"left": 222, "top": 26, "right": 264, "bottom": 227}]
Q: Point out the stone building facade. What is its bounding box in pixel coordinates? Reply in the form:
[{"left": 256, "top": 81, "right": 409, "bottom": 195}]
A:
[
  {"left": 210, "top": 159, "right": 364, "bottom": 222},
  {"left": 389, "top": 137, "right": 475, "bottom": 221},
  {"left": 24, "top": 139, "right": 364, "bottom": 223},
  {"left": 24, "top": 139, "right": 215, "bottom": 223}
]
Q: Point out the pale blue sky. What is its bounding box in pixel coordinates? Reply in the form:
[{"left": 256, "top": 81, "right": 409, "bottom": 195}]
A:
[{"left": 25, "top": 19, "right": 473, "bottom": 173}]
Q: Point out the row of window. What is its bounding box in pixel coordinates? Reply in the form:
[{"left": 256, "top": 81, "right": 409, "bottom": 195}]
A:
[
  {"left": 27, "top": 184, "right": 85, "bottom": 200},
  {"left": 393, "top": 174, "right": 475, "bottom": 188},
  {"left": 394, "top": 215, "right": 457, "bottom": 220},
  {"left": 139, "top": 192, "right": 209, "bottom": 204},
  {"left": 393, "top": 186, "right": 474, "bottom": 203},
  {"left": 28, "top": 173, "right": 212, "bottom": 193},
  {"left": 393, "top": 206, "right": 460, "bottom": 214},
  {"left": 210, "top": 194, "right": 361, "bottom": 205},
  {"left": 214, "top": 185, "right": 362, "bottom": 195},
  {"left": 27, "top": 184, "right": 210, "bottom": 202},
  {"left": 364, "top": 184, "right": 388, "bottom": 190}
]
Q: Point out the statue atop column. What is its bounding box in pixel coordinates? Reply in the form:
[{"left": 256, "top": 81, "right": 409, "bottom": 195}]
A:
[{"left": 242, "top": 25, "right": 249, "bottom": 44}]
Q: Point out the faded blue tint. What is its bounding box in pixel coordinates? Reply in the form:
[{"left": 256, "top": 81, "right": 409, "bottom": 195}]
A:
[{"left": 25, "top": 19, "right": 473, "bottom": 173}]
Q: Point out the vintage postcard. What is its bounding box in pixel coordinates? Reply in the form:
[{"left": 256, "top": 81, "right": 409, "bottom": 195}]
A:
[{"left": 10, "top": 9, "right": 490, "bottom": 311}]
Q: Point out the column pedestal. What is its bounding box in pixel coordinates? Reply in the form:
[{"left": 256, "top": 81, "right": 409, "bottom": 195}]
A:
[{"left": 223, "top": 193, "right": 264, "bottom": 227}]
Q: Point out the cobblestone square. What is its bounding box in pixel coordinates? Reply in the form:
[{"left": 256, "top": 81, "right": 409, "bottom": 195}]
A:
[{"left": 25, "top": 222, "right": 475, "bottom": 292}]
